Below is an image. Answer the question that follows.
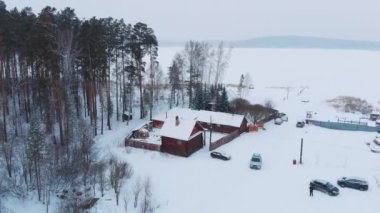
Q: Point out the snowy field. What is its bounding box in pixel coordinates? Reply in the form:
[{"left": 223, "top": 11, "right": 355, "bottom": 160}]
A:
[
  {"left": 92, "top": 48, "right": 380, "bottom": 213},
  {"left": 5, "top": 48, "right": 380, "bottom": 213}
]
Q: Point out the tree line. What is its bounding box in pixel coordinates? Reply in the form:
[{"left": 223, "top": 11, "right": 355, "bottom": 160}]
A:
[
  {"left": 0, "top": 1, "right": 233, "bottom": 211},
  {"left": 167, "top": 41, "right": 231, "bottom": 112},
  {"left": 0, "top": 1, "right": 158, "bottom": 210}
]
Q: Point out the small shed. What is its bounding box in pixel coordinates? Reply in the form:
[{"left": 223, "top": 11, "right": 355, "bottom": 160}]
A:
[
  {"left": 132, "top": 128, "right": 149, "bottom": 139},
  {"left": 160, "top": 116, "right": 205, "bottom": 157},
  {"left": 122, "top": 111, "right": 133, "bottom": 122}
]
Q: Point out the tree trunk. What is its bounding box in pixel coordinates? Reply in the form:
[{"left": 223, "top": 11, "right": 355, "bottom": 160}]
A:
[
  {"left": 93, "top": 80, "right": 98, "bottom": 136},
  {"left": 139, "top": 67, "right": 144, "bottom": 119},
  {"left": 107, "top": 60, "right": 111, "bottom": 130},
  {"left": 149, "top": 56, "right": 154, "bottom": 121},
  {"left": 99, "top": 82, "right": 104, "bottom": 135},
  {"left": 115, "top": 56, "right": 119, "bottom": 121},
  {"left": 121, "top": 50, "right": 126, "bottom": 114},
  {"left": 1, "top": 61, "right": 7, "bottom": 143}
]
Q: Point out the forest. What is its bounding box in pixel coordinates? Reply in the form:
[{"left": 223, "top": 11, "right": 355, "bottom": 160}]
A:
[{"left": 0, "top": 1, "right": 233, "bottom": 212}]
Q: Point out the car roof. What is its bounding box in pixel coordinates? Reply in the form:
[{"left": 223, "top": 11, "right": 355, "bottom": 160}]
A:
[
  {"left": 344, "top": 177, "right": 367, "bottom": 182},
  {"left": 313, "top": 179, "right": 329, "bottom": 184}
]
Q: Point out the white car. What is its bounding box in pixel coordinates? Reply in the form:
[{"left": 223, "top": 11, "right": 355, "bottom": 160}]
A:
[
  {"left": 250, "top": 153, "right": 262, "bottom": 169},
  {"left": 274, "top": 118, "right": 283, "bottom": 125},
  {"left": 278, "top": 113, "right": 288, "bottom": 121}
]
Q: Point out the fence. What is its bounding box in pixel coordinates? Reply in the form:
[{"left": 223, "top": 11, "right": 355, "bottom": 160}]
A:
[
  {"left": 209, "top": 129, "right": 241, "bottom": 151},
  {"left": 125, "top": 139, "right": 161, "bottom": 152},
  {"left": 306, "top": 119, "right": 379, "bottom": 132},
  {"left": 257, "top": 113, "right": 277, "bottom": 124}
]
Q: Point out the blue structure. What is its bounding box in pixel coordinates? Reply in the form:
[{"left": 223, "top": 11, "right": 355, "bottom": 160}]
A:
[{"left": 306, "top": 119, "right": 379, "bottom": 132}]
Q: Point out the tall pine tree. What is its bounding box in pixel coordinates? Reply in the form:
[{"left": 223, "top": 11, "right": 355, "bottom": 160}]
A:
[{"left": 216, "top": 87, "right": 230, "bottom": 113}]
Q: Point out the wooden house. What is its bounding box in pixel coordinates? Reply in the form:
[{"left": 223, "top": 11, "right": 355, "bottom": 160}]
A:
[
  {"left": 196, "top": 110, "right": 248, "bottom": 134},
  {"left": 160, "top": 116, "right": 205, "bottom": 157}
]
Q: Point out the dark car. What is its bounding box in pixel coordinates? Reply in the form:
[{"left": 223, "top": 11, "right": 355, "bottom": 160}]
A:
[
  {"left": 310, "top": 180, "right": 339, "bottom": 196},
  {"left": 374, "top": 137, "right": 380, "bottom": 146},
  {"left": 210, "top": 152, "right": 231, "bottom": 161},
  {"left": 296, "top": 121, "right": 305, "bottom": 128},
  {"left": 337, "top": 177, "right": 368, "bottom": 191}
]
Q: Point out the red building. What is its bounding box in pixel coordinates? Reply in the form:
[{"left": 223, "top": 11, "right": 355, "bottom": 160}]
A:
[
  {"left": 196, "top": 110, "right": 248, "bottom": 134},
  {"left": 153, "top": 108, "right": 248, "bottom": 134},
  {"left": 160, "top": 116, "right": 205, "bottom": 157}
]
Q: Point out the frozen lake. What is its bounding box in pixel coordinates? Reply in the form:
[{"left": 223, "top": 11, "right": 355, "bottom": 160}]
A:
[{"left": 158, "top": 47, "right": 380, "bottom": 104}]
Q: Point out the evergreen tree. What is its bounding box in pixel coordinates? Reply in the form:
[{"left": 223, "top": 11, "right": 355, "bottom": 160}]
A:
[
  {"left": 27, "top": 118, "right": 45, "bottom": 201},
  {"left": 238, "top": 74, "right": 244, "bottom": 98},
  {"left": 203, "top": 84, "right": 212, "bottom": 110},
  {"left": 168, "top": 60, "right": 180, "bottom": 108},
  {"left": 194, "top": 83, "right": 204, "bottom": 110},
  {"left": 216, "top": 87, "right": 230, "bottom": 113}
]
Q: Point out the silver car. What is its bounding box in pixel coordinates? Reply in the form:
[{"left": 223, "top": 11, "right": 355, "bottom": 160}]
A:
[{"left": 250, "top": 153, "right": 262, "bottom": 169}]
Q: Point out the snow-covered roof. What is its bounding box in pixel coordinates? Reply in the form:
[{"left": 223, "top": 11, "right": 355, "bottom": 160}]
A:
[
  {"left": 153, "top": 108, "right": 197, "bottom": 121},
  {"left": 196, "top": 110, "right": 245, "bottom": 128},
  {"left": 153, "top": 108, "right": 245, "bottom": 128},
  {"left": 160, "top": 117, "right": 199, "bottom": 141}
]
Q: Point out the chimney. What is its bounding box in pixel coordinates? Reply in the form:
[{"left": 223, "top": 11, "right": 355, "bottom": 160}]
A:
[{"left": 175, "top": 116, "right": 180, "bottom": 126}]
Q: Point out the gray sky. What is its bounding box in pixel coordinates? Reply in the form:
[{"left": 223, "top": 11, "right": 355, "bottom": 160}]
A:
[{"left": 4, "top": 0, "right": 380, "bottom": 41}]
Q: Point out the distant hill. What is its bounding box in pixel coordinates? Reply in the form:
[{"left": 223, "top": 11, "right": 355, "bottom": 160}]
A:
[
  {"left": 159, "top": 40, "right": 187, "bottom": 47},
  {"left": 231, "top": 36, "right": 380, "bottom": 50},
  {"left": 160, "top": 36, "right": 380, "bottom": 51}
]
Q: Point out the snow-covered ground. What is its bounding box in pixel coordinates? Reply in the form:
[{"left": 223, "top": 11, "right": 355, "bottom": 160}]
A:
[
  {"left": 5, "top": 48, "right": 380, "bottom": 213},
  {"left": 90, "top": 89, "right": 380, "bottom": 213}
]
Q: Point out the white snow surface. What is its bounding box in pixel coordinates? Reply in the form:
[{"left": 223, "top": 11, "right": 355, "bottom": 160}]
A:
[
  {"left": 154, "top": 107, "right": 245, "bottom": 128},
  {"left": 6, "top": 48, "right": 380, "bottom": 213},
  {"left": 197, "top": 110, "right": 245, "bottom": 128}
]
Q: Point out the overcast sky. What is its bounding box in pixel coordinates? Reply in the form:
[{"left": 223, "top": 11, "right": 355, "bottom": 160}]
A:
[{"left": 4, "top": 0, "right": 380, "bottom": 41}]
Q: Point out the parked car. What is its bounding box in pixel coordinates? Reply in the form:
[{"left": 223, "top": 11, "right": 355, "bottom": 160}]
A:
[
  {"left": 296, "top": 121, "right": 305, "bottom": 128},
  {"left": 277, "top": 113, "right": 288, "bottom": 122},
  {"left": 274, "top": 118, "right": 283, "bottom": 125},
  {"left": 376, "top": 119, "right": 380, "bottom": 126},
  {"left": 281, "top": 115, "right": 288, "bottom": 122},
  {"left": 337, "top": 177, "right": 368, "bottom": 191},
  {"left": 310, "top": 180, "right": 339, "bottom": 196},
  {"left": 374, "top": 137, "right": 380, "bottom": 146},
  {"left": 250, "top": 153, "right": 262, "bottom": 169},
  {"left": 210, "top": 152, "right": 231, "bottom": 161}
]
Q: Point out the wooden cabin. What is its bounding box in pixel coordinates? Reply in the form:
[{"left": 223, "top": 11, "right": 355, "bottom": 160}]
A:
[{"left": 160, "top": 116, "right": 205, "bottom": 157}]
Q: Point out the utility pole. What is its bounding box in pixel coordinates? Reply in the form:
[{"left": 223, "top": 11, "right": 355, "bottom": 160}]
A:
[
  {"left": 300, "top": 138, "right": 304, "bottom": 164},
  {"left": 209, "top": 116, "right": 213, "bottom": 150}
]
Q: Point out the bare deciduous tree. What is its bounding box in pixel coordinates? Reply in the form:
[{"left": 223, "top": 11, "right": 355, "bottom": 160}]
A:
[
  {"left": 241, "top": 72, "right": 252, "bottom": 98},
  {"left": 110, "top": 159, "right": 133, "bottom": 205},
  {"left": 264, "top": 99, "right": 275, "bottom": 109},
  {"left": 95, "top": 163, "right": 107, "bottom": 197},
  {"left": 213, "top": 41, "right": 231, "bottom": 86},
  {"left": 133, "top": 177, "right": 142, "bottom": 208},
  {"left": 139, "top": 177, "right": 154, "bottom": 213},
  {"left": 123, "top": 190, "right": 131, "bottom": 213},
  {"left": 1, "top": 138, "right": 14, "bottom": 178}
]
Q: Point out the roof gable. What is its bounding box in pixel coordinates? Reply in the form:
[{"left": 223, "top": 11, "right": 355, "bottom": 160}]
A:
[{"left": 160, "top": 117, "right": 201, "bottom": 141}]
